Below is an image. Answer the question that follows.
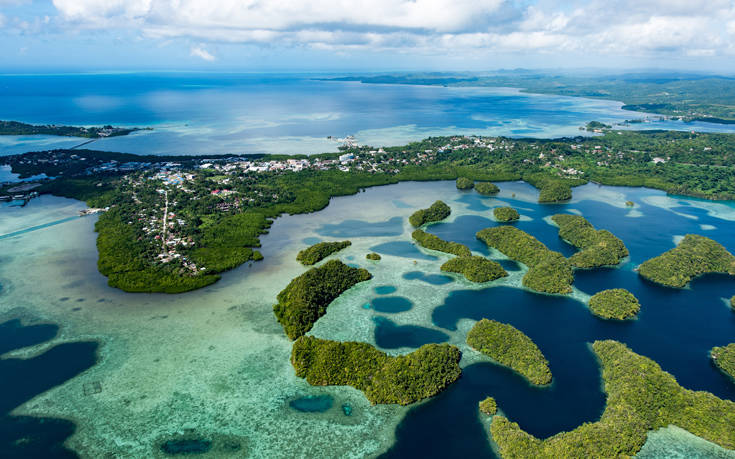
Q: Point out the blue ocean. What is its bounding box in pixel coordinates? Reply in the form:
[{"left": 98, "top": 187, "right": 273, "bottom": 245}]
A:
[{"left": 2, "top": 73, "right": 735, "bottom": 157}]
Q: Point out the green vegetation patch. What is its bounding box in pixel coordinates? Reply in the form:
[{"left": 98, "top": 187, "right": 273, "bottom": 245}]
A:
[
  {"left": 440, "top": 256, "right": 507, "bottom": 283},
  {"left": 291, "top": 336, "right": 462, "bottom": 405},
  {"left": 538, "top": 182, "right": 572, "bottom": 203},
  {"left": 711, "top": 343, "right": 735, "bottom": 382},
  {"left": 412, "top": 229, "right": 471, "bottom": 257},
  {"left": 456, "top": 177, "right": 474, "bottom": 190},
  {"left": 494, "top": 206, "right": 520, "bottom": 222},
  {"left": 522, "top": 172, "right": 583, "bottom": 204},
  {"left": 190, "top": 213, "right": 269, "bottom": 272},
  {"left": 551, "top": 214, "right": 628, "bottom": 268},
  {"left": 589, "top": 289, "right": 640, "bottom": 320},
  {"left": 467, "top": 319, "right": 552, "bottom": 385},
  {"left": 479, "top": 397, "right": 497, "bottom": 415},
  {"left": 490, "top": 340, "right": 735, "bottom": 457},
  {"left": 638, "top": 234, "right": 735, "bottom": 288},
  {"left": 586, "top": 121, "right": 612, "bottom": 131},
  {"left": 476, "top": 226, "right": 573, "bottom": 294},
  {"left": 96, "top": 211, "right": 223, "bottom": 293},
  {"left": 366, "top": 253, "right": 381, "bottom": 260},
  {"left": 409, "top": 200, "right": 452, "bottom": 227},
  {"left": 475, "top": 182, "right": 500, "bottom": 195},
  {"left": 273, "top": 260, "right": 372, "bottom": 340},
  {"left": 296, "top": 240, "right": 351, "bottom": 265}
]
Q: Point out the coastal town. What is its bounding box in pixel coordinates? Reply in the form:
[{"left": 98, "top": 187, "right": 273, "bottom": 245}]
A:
[{"left": 1, "top": 129, "right": 728, "bottom": 274}]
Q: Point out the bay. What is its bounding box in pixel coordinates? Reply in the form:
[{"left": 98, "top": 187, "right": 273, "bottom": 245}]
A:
[{"left": 3, "top": 73, "right": 735, "bottom": 157}]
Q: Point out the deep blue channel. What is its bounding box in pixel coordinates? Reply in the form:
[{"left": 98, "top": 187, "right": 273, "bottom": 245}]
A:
[
  {"left": 380, "top": 185, "right": 735, "bottom": 458},
  {"left": 0, "top": 318, "right": 99, "bottom": 458}
]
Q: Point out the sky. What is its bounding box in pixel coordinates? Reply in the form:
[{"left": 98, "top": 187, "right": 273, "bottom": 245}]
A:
[{"left": 1, "top": 0, "right": 735, "bottom": 72}]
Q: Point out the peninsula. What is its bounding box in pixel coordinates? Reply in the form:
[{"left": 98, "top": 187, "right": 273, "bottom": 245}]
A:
[{"left": 0, "top": 120, "right": 145, "bottom": 138}]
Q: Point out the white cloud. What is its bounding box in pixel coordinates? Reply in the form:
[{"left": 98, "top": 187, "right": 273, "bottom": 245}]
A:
[
  {"left": 0, "top": 14, "right": 5, "bottom": 28},
  {"left": 53, "top": 0, "right": 505, "bottom": 32},
  {"left": 190, "top": 44, "right": 215, "bottom": 61},
  {"left": 48, "top": 0, "right": 735, "bottom": 59}
]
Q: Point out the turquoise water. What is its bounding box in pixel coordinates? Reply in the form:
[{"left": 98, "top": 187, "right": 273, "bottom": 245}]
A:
[
  {"left": 289, "top": 395, "right": 334, "bottom": 413},
  {"left": 370, "top": 296, "right": 413, "bottom": 313},
  {"left": 4, "top": 73, "right": 735, "bottom": 157},
  {"left": 1, "top": 181, "right": 735, "bottom": 457},
  {"left": 374, "top": 286, "right": 398, "bottom": 295}
]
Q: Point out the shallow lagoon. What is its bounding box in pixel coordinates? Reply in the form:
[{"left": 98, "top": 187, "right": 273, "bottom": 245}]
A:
[{"left": 1, "top": 180, "right": 735, "bottom": 457}]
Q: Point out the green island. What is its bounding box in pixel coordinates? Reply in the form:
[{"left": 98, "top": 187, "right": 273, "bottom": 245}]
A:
[
  {"left": 551, "top": 214, "right": 629, "bottom": 268},
  {"left": 479, "top": 397, "right": 498, "bottom": 415},
  {"left": 711, "top": 344, "right": 735, "bottom": 382},
  {"left": 0, "top": 120, "right": 145, "bottom": 138},
  {"left": 588, "top": 289, "right": 641, "bottom": 320},
  {"left": 538, "top": 181, "right": 572, "bottom": 203},
  {"left": 6, "top": 128, "right": 735, "bottom": 293},
  {"left": 273, "top": 260, "right": 372, "bottom": 340},
  {"left": 467, "top": 319, "right": 552, "bottom": 385},
  {"left": 585, "top": 121, "right": 612, "bottom": 131},
  {"left": 296, "top": 240, "right": 351, "bottom": 265},
  {"left": 440, "top": 256, "right": 507, "bottom": 283},
  {"left": 456, "top": 177, "right": 474, "bottom": 190},
  {"left": 412, "top": 229, "right": 471, "bottom": 257},
  {"left": 625, "top": 200, "right": 635, "bottom": 207},
  {"left": 475, "top": 181, "right": 499, "bottom": 195},
  {"left": 522, "top": 172, "right": 580, "bottom": 203},
  {"left": 731, "top": 295, "right": 735, "bottom": 309},
  {"left": 638, "top": 234, "right": 735, "bottom": 288},
  {"left": 493, "top": 206, "right": 519, "bottom": 222},
  {"left": 476, "top": 226, "right": 574, "bottom": 294},
  {"left": 490, "top": 340, "right": 735, "bottom": 457},
  {"left": 366, "top": 253, "right": 381, "bottom": 261},
  {"left": 409, "top": 200, "right": 452, "bottom": 227},
  {"left": 291, "top": 336, "right": 462, "bottom": 406}
]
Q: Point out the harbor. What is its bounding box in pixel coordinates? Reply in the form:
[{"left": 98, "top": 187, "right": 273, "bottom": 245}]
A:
[{"left": 0, "top": 183, "right": 41, "bottom": 207}]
